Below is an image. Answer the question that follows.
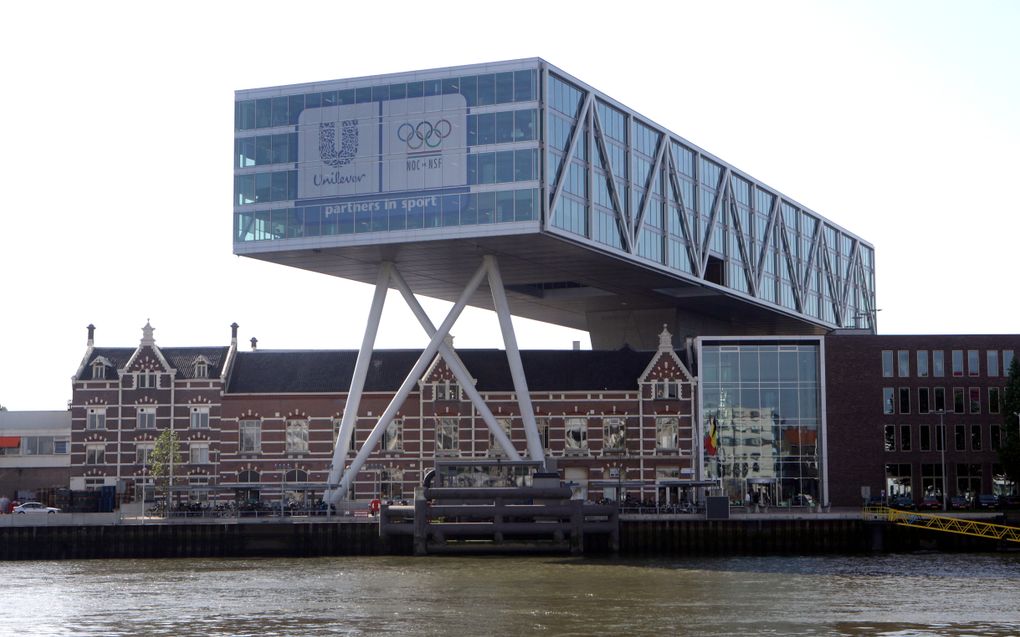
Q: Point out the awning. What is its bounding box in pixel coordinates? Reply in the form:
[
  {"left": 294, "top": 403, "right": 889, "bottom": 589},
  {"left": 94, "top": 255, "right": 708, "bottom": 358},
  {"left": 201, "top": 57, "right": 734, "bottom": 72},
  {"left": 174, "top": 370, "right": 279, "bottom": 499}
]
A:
[{"left": 0, "top": 437, "right": 20, "bottom": 449}]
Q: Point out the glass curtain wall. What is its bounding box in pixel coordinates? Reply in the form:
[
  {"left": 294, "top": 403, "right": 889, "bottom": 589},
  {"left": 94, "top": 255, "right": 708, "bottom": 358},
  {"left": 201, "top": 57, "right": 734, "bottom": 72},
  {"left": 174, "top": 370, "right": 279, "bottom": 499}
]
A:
[{"left": 700, "top": 341, "right": 822, "bottom": 506}]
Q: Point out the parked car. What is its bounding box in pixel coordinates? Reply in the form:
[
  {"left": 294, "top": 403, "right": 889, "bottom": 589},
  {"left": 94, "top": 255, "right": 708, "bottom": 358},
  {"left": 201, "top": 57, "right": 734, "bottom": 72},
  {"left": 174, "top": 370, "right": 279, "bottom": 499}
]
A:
[
  {"left": 890, "top": 495, "right": 915, "bottom": 510},
  {"left": 13, "top": 501, "right": 60, "bottom": 514},
  {"left": 975, "top": 494, "right": 1000, "bottom": 510},
  {"left": 949, "top": 496, "right": 969, "bottom": 510},
  {"left": 919, "top": 495, "right": 942, "bottom": 510}
]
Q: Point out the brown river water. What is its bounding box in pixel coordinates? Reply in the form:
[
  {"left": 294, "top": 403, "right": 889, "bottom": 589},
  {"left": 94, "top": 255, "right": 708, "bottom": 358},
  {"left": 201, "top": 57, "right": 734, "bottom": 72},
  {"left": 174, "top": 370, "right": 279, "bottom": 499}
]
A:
[{"left": 3, "top": 553, "right": 1019, "bottom": 636}]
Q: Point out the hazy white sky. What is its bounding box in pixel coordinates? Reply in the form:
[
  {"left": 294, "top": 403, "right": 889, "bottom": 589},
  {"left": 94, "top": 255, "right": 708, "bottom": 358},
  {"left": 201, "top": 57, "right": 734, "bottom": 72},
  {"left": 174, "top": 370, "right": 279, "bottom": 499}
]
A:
[{"left": 1, "top": 0, "right": 1018, "bottom": 410}]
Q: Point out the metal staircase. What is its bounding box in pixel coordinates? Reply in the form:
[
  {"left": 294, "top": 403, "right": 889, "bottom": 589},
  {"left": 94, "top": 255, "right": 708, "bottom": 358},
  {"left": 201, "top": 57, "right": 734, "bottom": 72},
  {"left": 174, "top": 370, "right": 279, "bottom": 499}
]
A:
[{"left": 864, "top": 506, "right": 1020, "bottom": 543}]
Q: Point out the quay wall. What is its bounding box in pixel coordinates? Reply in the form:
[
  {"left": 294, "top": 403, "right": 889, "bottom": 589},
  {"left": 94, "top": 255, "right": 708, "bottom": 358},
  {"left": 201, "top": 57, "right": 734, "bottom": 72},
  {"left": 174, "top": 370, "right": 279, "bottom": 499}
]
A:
[{"left": 0, "top": 517, "right": 1010, "bottom": 561}]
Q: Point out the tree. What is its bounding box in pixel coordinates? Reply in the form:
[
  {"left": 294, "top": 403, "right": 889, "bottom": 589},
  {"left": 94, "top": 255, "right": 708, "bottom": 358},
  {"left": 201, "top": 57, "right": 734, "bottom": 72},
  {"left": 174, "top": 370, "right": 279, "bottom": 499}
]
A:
[
  {"left": 148, "top": 429, "right": 182, "bottom": 512},
  {"left": 998, "top": 357, "right": 1020, "bottom": 489}
]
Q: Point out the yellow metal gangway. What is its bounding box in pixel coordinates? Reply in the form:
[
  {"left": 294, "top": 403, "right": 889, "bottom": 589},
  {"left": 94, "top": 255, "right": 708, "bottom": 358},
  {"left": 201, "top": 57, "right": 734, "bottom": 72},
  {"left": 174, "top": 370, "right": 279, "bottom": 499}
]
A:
[{"left": 863, "top": 506, "right": 1020, "bottom": 543}]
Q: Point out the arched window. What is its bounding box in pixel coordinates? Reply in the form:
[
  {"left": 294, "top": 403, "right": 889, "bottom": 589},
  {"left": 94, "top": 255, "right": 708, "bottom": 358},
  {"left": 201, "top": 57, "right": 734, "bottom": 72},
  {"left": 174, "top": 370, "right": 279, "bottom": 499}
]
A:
[
  {"left": 238, "top": 470, "right": 260, "bottom": 484},
  {"left": 285, "top": 469, "right": 308, "bottom": 483}
]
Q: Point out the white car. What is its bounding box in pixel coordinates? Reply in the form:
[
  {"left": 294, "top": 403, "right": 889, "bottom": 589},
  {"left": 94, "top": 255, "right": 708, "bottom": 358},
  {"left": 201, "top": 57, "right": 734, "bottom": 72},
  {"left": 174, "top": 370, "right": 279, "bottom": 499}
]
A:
[{"left": 13, "top": 502, "right": 60, "bottom": 514}]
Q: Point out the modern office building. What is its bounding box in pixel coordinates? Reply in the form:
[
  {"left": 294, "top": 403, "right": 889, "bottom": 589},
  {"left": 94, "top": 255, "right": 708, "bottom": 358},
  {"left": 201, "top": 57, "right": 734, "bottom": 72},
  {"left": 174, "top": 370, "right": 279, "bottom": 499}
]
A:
[
  {"left": 0, "top": 410, "right": 71, "bottom": 499},
  {"left": 233, "top": 59, "right": 877, "bottom": 503},
  {"left": 233, "top": 58, "right": 877, "bottom": 348}
]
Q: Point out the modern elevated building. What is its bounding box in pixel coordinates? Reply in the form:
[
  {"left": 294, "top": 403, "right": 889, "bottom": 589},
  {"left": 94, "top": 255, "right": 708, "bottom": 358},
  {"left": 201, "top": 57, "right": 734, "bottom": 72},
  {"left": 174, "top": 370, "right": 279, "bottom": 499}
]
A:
[
  {"left": 233, "top": 58, "right": 877, "bottom": 348},
  {"left": 233, "top": 59, "right": 875, "bottom": 501}
]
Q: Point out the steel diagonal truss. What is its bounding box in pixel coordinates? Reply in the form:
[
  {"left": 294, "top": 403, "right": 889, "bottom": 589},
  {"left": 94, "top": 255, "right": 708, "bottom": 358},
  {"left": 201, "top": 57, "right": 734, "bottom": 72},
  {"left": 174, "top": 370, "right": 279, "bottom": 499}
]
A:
[
  {"left": 543, "top": 71, "right": 876, "bottom": 330},
  {"left": 326, "top": 256, "right": 544, "bottom": 503},
  {"left": 865, "top": 507, "right": 1020, "bottom": 543}
]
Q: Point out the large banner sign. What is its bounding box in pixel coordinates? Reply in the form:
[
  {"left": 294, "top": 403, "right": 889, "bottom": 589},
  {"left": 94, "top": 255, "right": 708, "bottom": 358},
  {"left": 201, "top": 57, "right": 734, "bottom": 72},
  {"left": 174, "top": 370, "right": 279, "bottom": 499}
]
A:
[{"left": 298, "top": 95, "right": 467, "bottom": 201}]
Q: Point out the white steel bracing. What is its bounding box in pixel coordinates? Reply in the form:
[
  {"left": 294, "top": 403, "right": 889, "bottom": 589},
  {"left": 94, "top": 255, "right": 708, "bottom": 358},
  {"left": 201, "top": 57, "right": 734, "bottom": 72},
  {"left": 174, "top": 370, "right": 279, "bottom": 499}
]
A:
[
  {"left": 326, "top": 256, "right": 545, "bottom": 503},
  {"left": 544, "top": 70, "right": 877, "bottom": 332}
]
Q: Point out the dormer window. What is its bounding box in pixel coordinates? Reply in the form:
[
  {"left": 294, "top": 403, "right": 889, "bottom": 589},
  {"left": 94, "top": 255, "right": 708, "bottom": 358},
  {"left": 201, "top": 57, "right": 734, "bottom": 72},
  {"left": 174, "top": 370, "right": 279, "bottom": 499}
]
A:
[
  {"left": 194, "top": 358, "right": 208, "bottom": 379},
  {"left": 655, "top": 380, "right": 679, "bottom": 399},
  {"left": 137, "top": 371, "right": 158, "bottom": 389},
  {"left": 435, "top": 381, "right": 460, "bottom": 401},
  {"left": 92, "top": 360, "right": 106, "bottom": 380}
]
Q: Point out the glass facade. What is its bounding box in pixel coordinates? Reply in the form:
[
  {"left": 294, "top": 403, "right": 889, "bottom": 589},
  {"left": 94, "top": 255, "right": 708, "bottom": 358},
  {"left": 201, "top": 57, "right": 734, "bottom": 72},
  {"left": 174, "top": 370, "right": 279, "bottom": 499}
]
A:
[
  {"left": 699, "top": 339, "right": 823, "bottom": 505},
  {"left": 234, "top": 62, "right": 540, "bottom": 243},
  {"left": 234, "top": 60, "right": 876, "bottom": 333}
]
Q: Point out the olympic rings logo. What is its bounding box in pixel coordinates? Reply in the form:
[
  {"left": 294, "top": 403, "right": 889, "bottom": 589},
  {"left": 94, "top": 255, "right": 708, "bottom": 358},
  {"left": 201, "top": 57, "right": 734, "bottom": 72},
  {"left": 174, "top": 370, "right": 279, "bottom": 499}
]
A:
[{"left": 396, "top": 119, "right": 452, "bottom": 150}]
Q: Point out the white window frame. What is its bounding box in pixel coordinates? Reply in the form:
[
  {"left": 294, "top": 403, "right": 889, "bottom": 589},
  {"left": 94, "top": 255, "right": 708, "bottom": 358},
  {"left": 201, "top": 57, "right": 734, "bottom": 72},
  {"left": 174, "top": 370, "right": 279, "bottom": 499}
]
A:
[
  {"left": 564, "top": 417, "right": 588, "bottom": 454},
  {"left": 86, "top": 444, "right": 105, "bottom": 465},
  {"left": 92, "top": 361, "right": 106, "bottom": 379},
  {"left": 137, "top": 371, "right": 159, "bottom": 388},
  {"left": 190, "top": 406, "right": 210, "bottom": 429},
  {"left": 136, "top": 407, "right": 156, "bottom": 429},
  {"left": 381, "top": 418, "right": 403, "bottom": 453},
  {"left": 655, "top": 416, "right": 679, "bottom": 451},
  {"left": 87, "top": 407, "right": 107, "bottom": 430},
  {"left": 603, "top": 417, "right": 625, "bottom": 452},
  {"left": 436, "top": 418, "right": 459, "bottom": 455},
  {"left": 136, "top": 443, "right": 154, "bottom": 465},
  {"left": 489, "top": 418, "right": 513, "bottom": 456},
  {"left": 189, "top": 443, "right": 210, "bottom": 465},
  {"left": 286, "top": 419, "right": 309, "bottom": 454},
  {"left": 240, "top": 419, "right": 262, "bottom": 454}
]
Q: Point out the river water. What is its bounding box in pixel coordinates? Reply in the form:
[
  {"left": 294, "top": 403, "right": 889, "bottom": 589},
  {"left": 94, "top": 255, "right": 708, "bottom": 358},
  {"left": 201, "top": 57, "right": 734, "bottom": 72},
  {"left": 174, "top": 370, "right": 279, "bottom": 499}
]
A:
[{"left": 3, "top": 553, "right": 1019, "bottom": 636}]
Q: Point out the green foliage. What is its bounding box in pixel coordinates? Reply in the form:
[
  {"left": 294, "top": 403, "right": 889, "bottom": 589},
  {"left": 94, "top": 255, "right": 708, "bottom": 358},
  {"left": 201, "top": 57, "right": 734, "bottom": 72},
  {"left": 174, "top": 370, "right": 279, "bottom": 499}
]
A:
[
  {"left": 148, "top": 429, "right": 182, "bottom": 492},
  {"left": 998, "top": 358, "right": 1020, "bottom": 486}
]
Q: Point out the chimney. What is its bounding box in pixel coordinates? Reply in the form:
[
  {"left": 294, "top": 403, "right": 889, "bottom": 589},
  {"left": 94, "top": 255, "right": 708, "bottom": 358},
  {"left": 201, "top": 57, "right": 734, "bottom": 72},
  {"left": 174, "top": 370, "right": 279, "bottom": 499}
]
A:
[
  {"left": 87, "top": 324, "right": 95, "bottom": 347},
  {"left": 572, "top": 340, "right": 580, "bottom": 351},
  {"left": 250, "top": 337, "right": 258, "bottom": 351},
  {"left": 231, "top": 322, "right": 239, "bottom": 347}
]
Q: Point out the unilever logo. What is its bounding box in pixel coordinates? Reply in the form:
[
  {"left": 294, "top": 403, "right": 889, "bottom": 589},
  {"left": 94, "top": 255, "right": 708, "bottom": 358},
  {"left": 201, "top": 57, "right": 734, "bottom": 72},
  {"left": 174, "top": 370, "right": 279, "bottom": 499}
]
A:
[
  {"left": 319, "top": 120, "right": 359, "bottom": 167},
  {"left": 397, "top": 119, "right": 451, "bottom": 150}
]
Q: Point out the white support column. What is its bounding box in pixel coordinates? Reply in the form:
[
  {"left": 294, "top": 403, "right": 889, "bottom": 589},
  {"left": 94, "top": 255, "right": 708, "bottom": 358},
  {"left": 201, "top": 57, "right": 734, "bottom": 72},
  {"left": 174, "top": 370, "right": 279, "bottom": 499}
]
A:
[
  {"left": 388, "top": 266, "right": 520, "bottom": 460},
  {"left": 330, "top": 261, "right": 489, "bottom": 503},
  {"left": 485, "top": 255, "right": 545, "bottom": 464},
  {"left": 325, "top": 264, "right": 391, "bottom": 496}
]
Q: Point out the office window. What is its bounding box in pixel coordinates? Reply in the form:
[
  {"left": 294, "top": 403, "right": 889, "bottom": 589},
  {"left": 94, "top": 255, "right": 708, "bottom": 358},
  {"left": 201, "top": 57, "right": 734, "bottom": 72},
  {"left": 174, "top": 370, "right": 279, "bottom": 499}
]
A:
[
  {"left": 87, "top": 407, "right": 106, "bottom": 430},
  {"left": 900, "top": 425, "right": 912, "bottom": 451},
  {"left": 934, "top": 387, "right": 946, "bottom": 412},
  {"left": 919, "top": 424, "right": 931, "bottom": 451},
  {"left": 239, "top": 419, "right": 261, "bottom": 453},
  {"left": 435, "top": 382, "right": 461, "bottom": 401},
  {"left": 884, "top": 425, "right": 896, "bottom": 452},
  {"left": 991, "top": 424, "right": 1002, "bottom": 450},
  {"left": 86, "top": 444, "right": 104, "bottom": 465},
  {"left": 989, "top": 387, "right": 1001, "bottom": 414},
  {"left": 489, "top": 418, "right": 512, "bottom": 457},
  {"left": 190, "top": 407, "right": 210, "bottom": 429},
  {"left": 967, "top": 350, "right": 980, "bottom": 376},
  {"left": 968, "top": 388, "right": 981, "bottom": 414},
  {"left": 190, "top": 443, "right": 210, "bottom": 464},
  {"left": 137, "top": 371, "right": 159, "bottom": 388},
  {"left": 54, "top": 440, "right": 69, "bottom": 454},
  {"left": 953, "top": 388, "right": 965, "bottom": 414},
  {"left": 897, "top": 350, "right": 910, "bottom": 377},
  {"left": 437, "top": 418, "right": 459, "bottom": 453},
  {"left": 381, "top": 419, "right": 403, "bottom": 452},
  {"left": 933, "top": 351, "right": 945, "bottom": 377},
  {"left": 656, "top": 416, "right": 679, "bottom": 450},
  {"left": 137, "top": 407, "right": 156, "bottom": 429},
  {"left": 987, "top": 350, "right": 999, "bottom": 377},
  {"left": 971, "top": 425, "right": 982, "bottom": 451},
  {"left": 899, "top": 387, "right": 910, "bottom": 414},
  {"left": 655, "top": 380, "right": 680, "bottom": 399},
  {"left": 1004, "top": 350, "right": 1015, "bottom": 374},
  {"left": 954, "top": 424, "right": 966, "bottom": 451},
  {"left": 917, "top": 351, "right": 929, "bottom": 377},
  {"left": 604, "top": 417, "right": 626, "bottom": 452},
  {"left": 918, "top": 387, "right": 930, "bottom": 414},
  {"left": 286, "top": 420, "right": 309, "bottom": 454},
  {"left": 883, "top": 388, "right": 895, "bottom": 414},
  {"left": 135, "top": 444, "right": 154, "bottom": 465},
  {"left": 952, "top": 350, "right": 963, "bottom": 377},
  {"left": 881, "top": 351, "right": 894, "bottom": 377},
  {"left": 565, "top": 417, "right": 588, "bottom": 453}
]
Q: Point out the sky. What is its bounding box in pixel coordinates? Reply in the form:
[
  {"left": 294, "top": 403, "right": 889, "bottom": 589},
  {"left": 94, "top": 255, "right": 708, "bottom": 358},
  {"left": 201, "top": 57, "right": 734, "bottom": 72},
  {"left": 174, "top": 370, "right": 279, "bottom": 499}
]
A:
[{"left": 1, "top": 0, "right": 1018, "bottom": 410}]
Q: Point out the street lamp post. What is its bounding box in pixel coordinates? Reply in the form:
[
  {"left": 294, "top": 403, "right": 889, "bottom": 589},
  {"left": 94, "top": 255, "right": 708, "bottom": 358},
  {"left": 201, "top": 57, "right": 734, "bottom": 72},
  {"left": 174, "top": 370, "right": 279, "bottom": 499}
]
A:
[{"left": 937, "top": 410, "right": 947, "bottom": 512}]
